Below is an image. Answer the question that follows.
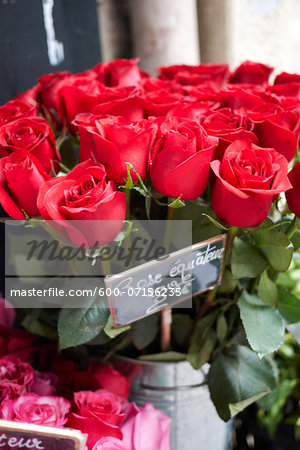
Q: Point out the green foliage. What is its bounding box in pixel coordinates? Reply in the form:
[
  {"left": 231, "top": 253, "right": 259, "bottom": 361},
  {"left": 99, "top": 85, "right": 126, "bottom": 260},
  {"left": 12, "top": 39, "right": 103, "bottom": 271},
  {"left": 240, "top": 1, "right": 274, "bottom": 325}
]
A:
[
  {"left": 252, "top": 225, "right": 293, "bottom": 272},
  {"left": 231, "top": 238, "right": 268, "bottom": 279},
  {"left": 238, "top": 291, "right": 284, "bottom": 357},
  {"left": 208, "top": 345, "right": 277, "bottom": 421}
]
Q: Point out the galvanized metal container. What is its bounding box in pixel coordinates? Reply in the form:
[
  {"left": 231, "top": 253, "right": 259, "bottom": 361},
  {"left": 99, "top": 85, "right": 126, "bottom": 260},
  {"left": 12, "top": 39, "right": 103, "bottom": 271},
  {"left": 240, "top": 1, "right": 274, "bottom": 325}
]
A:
[{"left": 112, "top": 356, "right": 231, "bottom": 450}]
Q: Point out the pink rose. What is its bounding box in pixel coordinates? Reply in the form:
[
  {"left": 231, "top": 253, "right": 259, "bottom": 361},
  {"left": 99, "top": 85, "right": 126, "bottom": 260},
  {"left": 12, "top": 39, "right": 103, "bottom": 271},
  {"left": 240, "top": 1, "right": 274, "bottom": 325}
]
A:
[
  {"left": 0, "top": 356, "right": 34, "bottom": 401},
  {"left": 1, "top": 393, "right": 70, "bottom": 427},
  {"left": 30, "top": 371, "right": 57, "bottom": 396},
  {"left": 120, "top": 402, "right": 171, "bottom": 450},
  {"left": 92, "top": 436, "right": 128, "bottom": 450}
]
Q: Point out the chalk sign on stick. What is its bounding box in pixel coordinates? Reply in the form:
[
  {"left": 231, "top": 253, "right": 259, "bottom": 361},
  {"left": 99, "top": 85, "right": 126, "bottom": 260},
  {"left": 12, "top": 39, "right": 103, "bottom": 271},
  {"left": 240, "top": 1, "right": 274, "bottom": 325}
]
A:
[
  {"left": 106, "top": 235, "right": 226, "bottom": 327},
  {"left": 0, "top": 420, "right": 87, "bottom": 450}
]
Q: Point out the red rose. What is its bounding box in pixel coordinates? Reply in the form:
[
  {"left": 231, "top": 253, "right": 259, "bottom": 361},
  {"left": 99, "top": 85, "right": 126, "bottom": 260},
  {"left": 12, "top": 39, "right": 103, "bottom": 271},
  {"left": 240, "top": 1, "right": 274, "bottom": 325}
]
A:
[
  {"left": 210, "top": 140, "right": 292, "bottom": 227},
  {"left": 0, "top": 99, "right": 38, "bottom": 127},
  {"left": 229, "top": 61, "right": 273, "bottom": 85},
  {"left": 274, "top": 72, "right": 300, "bottom": 84},
  {"left": 38, "top": 71, "right": 73, "bottom": 126},
  {"left": 37, "top": 160, "right": 126, "bottom": 247},
  {"left": 267, "top": 82, "right": 300, "bottom": 100},
  {"left": 286, "top": 162, "right": 300, "bottom": 217},
  {"left": 0, "top": 117, "right": 60, "bottom": 173},
  {"left": 57, "top": 76, "right": 105, "bottom": 131},
  {"left": 202, "top": 108, "right": 258, "bottom": 160},
  {"left": 0, "top": 356, "right": 34, "bottom": 401},
  {"left": 77, "top": 115, "right": 157, "bottom": 183},
  {"left": 217, "top": 86, "right": 265, "bottom": 110},
  {"left": 91, "top": 86, "right": 144, "bottom": 121},
  {"left": 158, "top": 63, "right": 229, "bottom": 87},
  {"left": 150, "top": 117, "right": 218, "bottom": 200},
  {"left": 88, "top": 363, "right": 130, "bottom": 399},
  {"left": 89, "top": 58, "right": 147, "bottom": 87},
  {"left": 67, "top": 390, "right": 123, "bottom": 448},
  {"left": 253, "top": 110, "right": 298, "bottom": 162},
  {"left": 0, "top": 149, "right": 51, "bottom": 219},
  {"left": 15, "top": 84, "right": 40, "bottom": 105},
  {"left": 105, "top": 58, "right": 147, "bottom": 86},
  {"left": 166, "top": 101, "right": 219, "bottom": 122},
  {"left": 0, "top": 325, "right": 36, "bottom": 362}
]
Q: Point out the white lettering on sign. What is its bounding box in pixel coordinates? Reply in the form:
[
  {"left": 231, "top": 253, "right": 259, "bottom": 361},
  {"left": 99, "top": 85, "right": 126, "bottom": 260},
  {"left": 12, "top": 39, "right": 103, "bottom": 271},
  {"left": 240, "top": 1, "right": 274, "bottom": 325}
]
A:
[
  {"left": 0, "top": 433, "right": 44, "bottom": 448},
  {"left": 42, "top": 0, "right": 64, "bottom": 66}
]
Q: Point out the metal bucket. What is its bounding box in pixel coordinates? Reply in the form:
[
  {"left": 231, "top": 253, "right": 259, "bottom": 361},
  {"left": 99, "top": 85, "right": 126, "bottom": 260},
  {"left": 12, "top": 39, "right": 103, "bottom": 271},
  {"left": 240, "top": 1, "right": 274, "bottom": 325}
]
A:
[{"left": 112, "top": 356, "right": 231, "bottom": 450}]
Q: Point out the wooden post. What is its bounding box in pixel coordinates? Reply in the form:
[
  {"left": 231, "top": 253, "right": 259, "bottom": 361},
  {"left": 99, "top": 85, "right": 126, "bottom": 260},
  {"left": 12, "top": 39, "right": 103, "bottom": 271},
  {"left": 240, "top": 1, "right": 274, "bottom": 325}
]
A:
[{"left": 161, "top": 307, "right": 172, "bottom": 352}]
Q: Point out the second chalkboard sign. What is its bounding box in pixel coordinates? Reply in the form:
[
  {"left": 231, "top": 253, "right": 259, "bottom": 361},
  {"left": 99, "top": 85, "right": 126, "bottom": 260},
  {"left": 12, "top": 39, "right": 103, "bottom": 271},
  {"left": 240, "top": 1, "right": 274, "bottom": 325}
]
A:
[
  {"left": 105, "top": 235, "right": 226, "bottom": 327},
  {"left": 0, "top": 420, "right": 86, "bottom": 450}
]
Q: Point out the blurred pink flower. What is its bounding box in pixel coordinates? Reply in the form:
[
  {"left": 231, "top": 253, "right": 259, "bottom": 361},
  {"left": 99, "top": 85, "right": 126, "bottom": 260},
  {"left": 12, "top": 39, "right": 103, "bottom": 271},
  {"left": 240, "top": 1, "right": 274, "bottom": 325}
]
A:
[{"left": 120, "top": 402, "right": 171, "bottom": 450}]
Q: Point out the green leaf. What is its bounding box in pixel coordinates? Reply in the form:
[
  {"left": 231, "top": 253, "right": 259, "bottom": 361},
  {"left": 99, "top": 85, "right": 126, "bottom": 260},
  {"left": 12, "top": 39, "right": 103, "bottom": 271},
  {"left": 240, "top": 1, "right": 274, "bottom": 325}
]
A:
[
  {"left": 202, "top": 213, "right": 229, "bottom": 231},
  {"left": 257, "top": 379, "right": 297, "bottom": 436},
  {"left": 286, "top": 323, "right": 300, "bottom": 344},
  {"left": 217, "top": 314, "right": 227, "bottom": 343},
  {"left": 238, "top": 291, "right": 284, "bottom": 357},
  {"left": 258, "top": 271, "right": 278, "bottom": 307},
  {"left": 130, "top": 314, "right": 159, "bottom": 350},
  {"left": 253, "top": 226, "right": 293, "bottom": 272},
  {"left": 168, "top": 196, "right": 185, "bottom": 208},
  {"left": 139, "top": 352, "right": 186, "bottom": 362},
  {"left": 208, "top": 345, "right": 277, "bottom": 421},
  {"left": 277, "top": 287, "right": 300, "bottom": 324},
  {"left": 187, "top": 311, "right": 218, "bottom": 369},
  {"left": 172, "top": 314, "right": 193, "bottom": 347},
  {"left": 122, "top": 164, "right": 134, "bottom": 189},
  {"left": 104, "top": 314, "right": 131, "bottom": 339},
  {"left": 58, "top": 297, "right": 109, "bottom": 350},
  {"left": 231, "top": 238, "right": 268, "bottom": 279}
]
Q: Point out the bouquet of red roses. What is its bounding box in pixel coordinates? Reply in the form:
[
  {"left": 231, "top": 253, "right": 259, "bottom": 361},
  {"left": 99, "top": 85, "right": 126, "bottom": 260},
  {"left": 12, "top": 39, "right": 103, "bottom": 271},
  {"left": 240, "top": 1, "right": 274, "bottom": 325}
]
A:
[{"left": 1, "top": 58, "right": 300, "bottom": 426}]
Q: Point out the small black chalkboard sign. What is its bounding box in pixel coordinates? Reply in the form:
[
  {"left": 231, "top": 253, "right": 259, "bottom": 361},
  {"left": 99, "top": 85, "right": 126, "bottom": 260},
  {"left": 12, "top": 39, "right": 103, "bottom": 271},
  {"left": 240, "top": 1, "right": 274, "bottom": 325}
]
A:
[
  {"left": 106, "top": 235, "right": 226, "bottom": 327},
  {"left": 0, "top": 420, "right": 86, "bottom": 450}
]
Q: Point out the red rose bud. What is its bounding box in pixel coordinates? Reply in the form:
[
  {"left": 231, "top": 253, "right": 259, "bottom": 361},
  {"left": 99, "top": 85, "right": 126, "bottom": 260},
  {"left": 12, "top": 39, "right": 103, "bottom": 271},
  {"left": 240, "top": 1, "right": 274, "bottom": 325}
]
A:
[
  {"left": 56, "top": 75, "right": 105, "bottom": 132},
  {"left": 0, "top": 149, "right": 51, "bottom": 219},
  {"left": 0, "top": 117, "right": 60, "bottom": 173},
  {"left": 91, "top": 85, "right": 144, "bottom": 122},
  {"left": 253, "top": 110, "right": 298, "bottom": 162},
  {"left": 157, "top": 63, "right": 229, "bottom": 88},
  {"left": 37, "top": 160, "right": 126, "bottom": 247},
  {"left": 202, "top": 108, "right": 258, "bottom": 160},
  {"left": 88, "top": 58, "right": 147, "bottom": 87},
  {"left": 0, "top": 99, "right": 38, "bottom": 127},
  {"left": 67, "top": 389, "right": 123, "bottom": 448},
  {"left": 210, "top": 140, "right": 292, "bottom": 227},
  {"left": 274, "top": 72, "right": 300, "bottom": 85},
  {"left": 286, "top": 162, "right": 300, "bottom": 217},
  {"left": 150, "top": 117, "right": 218, "bottom": 200},
  {"left": 229, "top": 61, "right": 273, "bottom": 85},
  {"left": 76, "top": 114, "right": 157, "bottom": 183},
  {"left": 38, "top": 71, "right": 73, "bottom": 127},
  {"left": 217, "top": 86, "right": 265, "bottom": 110}
]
